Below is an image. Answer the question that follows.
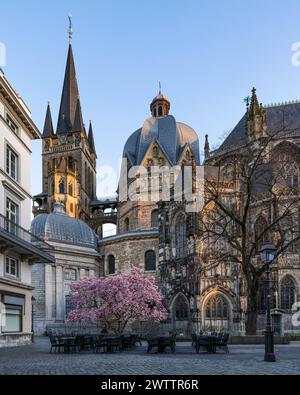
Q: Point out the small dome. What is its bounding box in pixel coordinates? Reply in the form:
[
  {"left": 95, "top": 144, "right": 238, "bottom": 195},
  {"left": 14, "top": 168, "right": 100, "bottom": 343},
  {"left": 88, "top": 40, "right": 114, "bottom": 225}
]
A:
[
  {"left": 31, "top": 202, "right": 98, "bottom": 249},
  {"left": 123, "top": 115, "right": 200, "bottom": 165}
]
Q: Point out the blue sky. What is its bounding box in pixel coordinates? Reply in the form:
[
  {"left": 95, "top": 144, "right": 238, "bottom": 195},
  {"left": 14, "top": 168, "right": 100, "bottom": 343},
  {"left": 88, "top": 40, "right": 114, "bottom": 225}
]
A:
[{"left": 1, "top": 0, "right": 300, "bottom": 197}]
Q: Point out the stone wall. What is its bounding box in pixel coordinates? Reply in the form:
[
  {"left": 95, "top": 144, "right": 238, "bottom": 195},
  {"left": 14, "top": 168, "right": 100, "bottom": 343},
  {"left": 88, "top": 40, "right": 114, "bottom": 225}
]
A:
[
  {"left": 103, "top": 235, "right": 159, "bottom": 275},
  {"left": 0, "top": 334, "right": 32, "bottom": 348}
]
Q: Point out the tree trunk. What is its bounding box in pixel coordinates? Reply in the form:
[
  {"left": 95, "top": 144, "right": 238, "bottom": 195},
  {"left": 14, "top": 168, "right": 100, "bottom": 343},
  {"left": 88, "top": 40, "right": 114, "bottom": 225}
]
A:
[{"left": 246, "top": 289, "right": 259, "bottom": 335}]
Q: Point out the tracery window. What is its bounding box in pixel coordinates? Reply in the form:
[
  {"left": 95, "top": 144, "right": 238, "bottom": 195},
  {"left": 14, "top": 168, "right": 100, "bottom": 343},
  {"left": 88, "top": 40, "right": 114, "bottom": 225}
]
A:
[
  {"left": 280, "top": 276, "right": 296, "bottom": 310},
  {"left": 174, "top": 295, "right": 189, "bottom": 321},
  {"left": 205, "top": 295, "right": 229, "bottom": 319},
  {"left": 59, "top": 178, "right": 65, "bottom": 194}
]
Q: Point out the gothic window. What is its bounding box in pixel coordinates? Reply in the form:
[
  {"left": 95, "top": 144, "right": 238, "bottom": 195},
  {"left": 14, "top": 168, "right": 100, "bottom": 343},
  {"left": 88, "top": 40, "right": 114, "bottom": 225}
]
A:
[
  {"left": 70, "top": 203, "right": 74, "bottom": 213},
  {"left": 124, "top": 217, "right": 130, "bottom": 232},
  {"left": 174, "top": 295, "right": 189, "bottom": 321},
  {"left": 205, "top": 295, "right": 229, "bottom": 319},
  {"left": 284, "top": 158, "right": 299, "bottom": 189},
  {"left": 108, "top": 255, "right": 116, "bottom": 275},
  {"left": 175, "top": 213, "right": 186, "bottom": 258},
  {"left": 151, "top": 210, "right": 159, "bottom": 228},
  {"left": 280, "top": 276, "right": 296, "bottom": 310},
  {"left": 68, "top": 183, "right": 73, "bottom": 196},
  {"left": 68, "top": 157, "right": 74, "bottom": 171},
  {"left": 158, "top": 106, "right": 163, "bottom": 117},
  {"left": 259, "top": 281, "right": 276, "bottom": 311},
  {"left": 59, "top": 178, "right": 65, "bottom": 194},
  {"left": 85, "top": 163, "right": 88, "bottom": 192},
  {"left": 254, "top": 216, "right": 269, "bottom": 253},
  {"left": 145, "top": 250, "right": 156, "bottom": 272}
]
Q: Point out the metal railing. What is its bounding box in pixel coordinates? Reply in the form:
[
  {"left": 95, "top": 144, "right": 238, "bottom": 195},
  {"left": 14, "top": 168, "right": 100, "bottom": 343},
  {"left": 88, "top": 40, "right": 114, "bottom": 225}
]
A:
[{"left": 0, "top": 213, "right": 53, "bottom": 251}]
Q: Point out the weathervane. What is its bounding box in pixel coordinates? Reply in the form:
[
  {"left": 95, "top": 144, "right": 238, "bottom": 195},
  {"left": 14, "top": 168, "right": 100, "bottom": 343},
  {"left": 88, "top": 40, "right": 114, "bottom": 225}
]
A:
[{"left": 68, "top": 14, "right": 73, "bottom": 44}]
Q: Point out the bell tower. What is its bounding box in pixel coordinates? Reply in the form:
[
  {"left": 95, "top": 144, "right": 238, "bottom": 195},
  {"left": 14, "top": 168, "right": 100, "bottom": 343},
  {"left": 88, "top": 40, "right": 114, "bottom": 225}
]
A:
[{"left": 33, "top": 18, "right": 97, "bottom": 221}]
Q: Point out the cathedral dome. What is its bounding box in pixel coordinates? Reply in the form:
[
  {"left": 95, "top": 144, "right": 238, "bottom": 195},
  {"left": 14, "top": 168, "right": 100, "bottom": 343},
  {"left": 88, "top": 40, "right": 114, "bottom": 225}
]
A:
[
  {"left": 123, "top": 94, "right": 200, "bottom": 166},
  {"left": 31, "top": 202, "right": 98, "bottom": 249}
]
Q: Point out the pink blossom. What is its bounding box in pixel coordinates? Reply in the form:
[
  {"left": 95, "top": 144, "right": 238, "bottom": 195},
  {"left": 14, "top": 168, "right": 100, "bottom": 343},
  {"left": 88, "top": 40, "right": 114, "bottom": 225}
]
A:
[{"left": 67, "top": 267, "right": 168, "bottom": 334}]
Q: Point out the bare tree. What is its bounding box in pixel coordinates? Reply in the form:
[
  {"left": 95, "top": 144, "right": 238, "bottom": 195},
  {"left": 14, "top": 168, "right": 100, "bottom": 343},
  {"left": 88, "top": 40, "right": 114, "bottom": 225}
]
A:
[{"left": 202, "top": 134, "right": 300, "bottom": 334}]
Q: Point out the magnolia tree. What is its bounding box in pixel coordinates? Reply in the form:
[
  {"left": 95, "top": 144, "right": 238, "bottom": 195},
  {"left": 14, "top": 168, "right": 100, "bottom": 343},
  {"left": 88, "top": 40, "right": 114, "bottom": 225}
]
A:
[{"left": 67, "top": 267, "right": 167, "bottom": 335}]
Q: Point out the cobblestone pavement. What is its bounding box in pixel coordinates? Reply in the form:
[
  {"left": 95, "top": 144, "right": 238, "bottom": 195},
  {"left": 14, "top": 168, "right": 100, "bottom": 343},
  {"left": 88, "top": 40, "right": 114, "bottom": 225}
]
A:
[{"left": 0, "top": 337, "right": 299, "bottom": 375}]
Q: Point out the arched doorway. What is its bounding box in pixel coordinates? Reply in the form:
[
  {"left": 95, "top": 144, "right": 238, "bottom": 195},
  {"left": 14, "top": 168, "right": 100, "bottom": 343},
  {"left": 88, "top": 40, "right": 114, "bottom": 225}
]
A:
[
  {"left": 204, "top": 294, "right": 230, "bottom": 331},
  {"left": 171, "top": 294, "right": 190, "bottom": 334}
]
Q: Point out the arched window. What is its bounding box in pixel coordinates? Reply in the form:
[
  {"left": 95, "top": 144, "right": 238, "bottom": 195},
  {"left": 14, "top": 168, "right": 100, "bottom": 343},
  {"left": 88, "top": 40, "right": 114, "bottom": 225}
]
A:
[
  {"left": 85, "top": 163, "right": 88, "bottom": 192},
  {"left": 59, "top": 178, "right": 65, "bottom": 194},
  {"left": 175, "top": 213, "right": 186, "bottom": 258},
  {"left": 68, "top": 157, "right": 74, "bottom": 171},
  {"left": 281, "top": 276, "right": 296, "bottom": 310},
  {"left": 254, "top": 216, "right": 269, "bottom": 253},
  {"left": 259, "top": 280, "right": 276, "bottom": 311},
  {"left": 108, "top": 255, "right": 116, "bottom": 275},
  {"left": 145, "top": 250, "right": 156, "bottom": 272},
  {"left": 68, "top": 183, "right": 73, "bottom": 196},
  {"left": 124, "top": 217, "right": 130, "bottom": 232},
  {"left": 158, "top": 106, "right": 163, "bottom": 117},
  {"left": 284, "top": 157, "right": 299, "bottom": 189},
  {"left": 151, "top": 210, "right": 159, "bottom": 228},
  {"left": 70, "top": 203, "right": 74, "bottom": 213},
  {"left": 206, "top": 295, "right": 229, "bottom": 319},
  {"left": 153, "top": 108, "right": 157, "bottom": 117},
  {"left": 174, "top": 295, "right": 189, "bottom": 321}
]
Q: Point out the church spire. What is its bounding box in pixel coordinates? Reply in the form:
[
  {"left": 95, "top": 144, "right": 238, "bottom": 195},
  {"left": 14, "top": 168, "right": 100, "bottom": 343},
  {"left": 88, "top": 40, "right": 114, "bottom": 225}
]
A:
[
  {"left": 42, "top": 102, "right": 54, "bottom": 138},
  {"left": 88, "top": 121, "right": 97, "bottom": 157},
  {"left": 56, "top": 19, "right": 80, "bottom": 134},
  {"left": 204, "top": 134, "right": 210, "bottom": 159},
  {"left": 73, "top": 98, "right": 84, "bottom": 133},
  {"left": 246, "top": 87, "right": 267, "bottom": 140}
]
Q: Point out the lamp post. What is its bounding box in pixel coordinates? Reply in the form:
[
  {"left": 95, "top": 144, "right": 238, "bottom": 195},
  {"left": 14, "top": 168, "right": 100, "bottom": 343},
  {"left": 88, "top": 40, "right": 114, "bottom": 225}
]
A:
[
  {"left": 31, "top": 296, "right": 36, "bottom": 343},
  {"left": 259, "top": 242, "right": 276, "bottom": 362}
]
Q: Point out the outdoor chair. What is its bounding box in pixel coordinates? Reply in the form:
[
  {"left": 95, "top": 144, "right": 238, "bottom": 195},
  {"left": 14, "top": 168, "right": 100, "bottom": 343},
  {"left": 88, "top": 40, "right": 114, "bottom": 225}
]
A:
[
  {"left": 94, "top": 337, "right": 107, "bottom": 353},
  {"left": 216, "top": 333, "right": 230, "bottom": 354},
  {"left": 192, "top": 333, "right": 198, "bottom": 348},
  {"left": 49, "top": 335, "right": 64, "bottom": 353}
]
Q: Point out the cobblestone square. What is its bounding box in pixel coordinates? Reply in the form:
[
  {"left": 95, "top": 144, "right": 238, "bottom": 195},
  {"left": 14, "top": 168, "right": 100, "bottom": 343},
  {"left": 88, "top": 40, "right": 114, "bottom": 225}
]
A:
[{"left": 0, "top": 337, "right": 299, "bottom": 375}]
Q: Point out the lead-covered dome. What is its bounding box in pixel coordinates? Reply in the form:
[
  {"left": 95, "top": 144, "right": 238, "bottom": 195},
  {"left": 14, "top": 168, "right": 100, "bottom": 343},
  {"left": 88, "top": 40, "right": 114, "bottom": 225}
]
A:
[
  {"left": 31, "top": 202, "right": 98, "bottom": 249},
  {"left": 123, "top": 115, "right": 200, "bottom": 165}
]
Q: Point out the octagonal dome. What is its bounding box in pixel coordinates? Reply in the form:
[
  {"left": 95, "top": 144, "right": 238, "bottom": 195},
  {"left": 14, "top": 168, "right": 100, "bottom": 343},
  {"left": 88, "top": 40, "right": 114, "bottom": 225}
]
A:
[{"left": 123, "top": 115, "right": 200, "bottom": 166}]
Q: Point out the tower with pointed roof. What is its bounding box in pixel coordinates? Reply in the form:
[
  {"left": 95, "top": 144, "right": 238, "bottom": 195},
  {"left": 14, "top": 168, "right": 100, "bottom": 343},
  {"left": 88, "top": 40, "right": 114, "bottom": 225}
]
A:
[{"left": 33, "top": 23, "right": 97, "bottom": 220}]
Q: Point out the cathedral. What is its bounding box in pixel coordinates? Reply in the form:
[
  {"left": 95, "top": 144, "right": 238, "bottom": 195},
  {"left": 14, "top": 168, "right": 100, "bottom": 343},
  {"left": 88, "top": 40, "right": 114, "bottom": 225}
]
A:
[{"left": 32, "top": 30, "right": 300, "bottom": 336}]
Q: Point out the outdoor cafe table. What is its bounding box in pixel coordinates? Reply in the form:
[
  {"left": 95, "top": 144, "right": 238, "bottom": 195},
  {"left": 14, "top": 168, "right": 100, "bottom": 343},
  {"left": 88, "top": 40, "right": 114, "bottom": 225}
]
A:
[{"left": 196, "top": 335, "right": 218, "bottom": 354}]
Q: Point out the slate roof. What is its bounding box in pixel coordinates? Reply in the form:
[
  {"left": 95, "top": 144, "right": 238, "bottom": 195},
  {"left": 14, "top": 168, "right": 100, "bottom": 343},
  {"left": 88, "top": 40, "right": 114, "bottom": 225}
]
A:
[
  {"left": 215, "top": 102, "right": 300, "bottom": 154},
  {"left": 56, "top": 44, "right": 80, "bottom": 134},
  {"left": 31, "top": 202, "right": 98, "bottom": 249},
  {"left": 42, "top": 103, "right": 54, "bottom": 138},
  {"left": 123, "top": 115, "right": 200, "bottom": 165}
]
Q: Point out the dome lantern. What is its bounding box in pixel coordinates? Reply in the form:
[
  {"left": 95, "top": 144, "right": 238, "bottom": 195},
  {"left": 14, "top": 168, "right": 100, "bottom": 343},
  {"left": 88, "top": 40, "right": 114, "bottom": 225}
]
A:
[{"left": 150, "top": 84, "right": 170, "bottom": 118}]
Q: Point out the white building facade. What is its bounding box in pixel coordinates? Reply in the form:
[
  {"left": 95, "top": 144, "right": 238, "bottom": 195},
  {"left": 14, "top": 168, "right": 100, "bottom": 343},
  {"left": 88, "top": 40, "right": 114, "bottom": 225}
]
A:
[{"left": 0, "top": 69, "right": 54, "bottom": 347}]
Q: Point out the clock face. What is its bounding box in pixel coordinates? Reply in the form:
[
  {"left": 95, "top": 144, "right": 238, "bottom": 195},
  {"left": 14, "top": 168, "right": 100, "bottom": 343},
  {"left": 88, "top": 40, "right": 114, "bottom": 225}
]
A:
[{"left": 59, "top": 135, "right": 68, "bottom": 145}]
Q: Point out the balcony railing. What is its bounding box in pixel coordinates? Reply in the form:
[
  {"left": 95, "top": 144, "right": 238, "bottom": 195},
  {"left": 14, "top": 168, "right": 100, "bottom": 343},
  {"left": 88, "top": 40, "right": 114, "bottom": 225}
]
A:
[{"left": 0, "top": 213, "right": 53, "bottom": 252}]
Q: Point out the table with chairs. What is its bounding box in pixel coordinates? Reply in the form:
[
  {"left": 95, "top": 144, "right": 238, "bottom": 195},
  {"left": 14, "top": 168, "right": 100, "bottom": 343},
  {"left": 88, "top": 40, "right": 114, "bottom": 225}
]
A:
[
  {"left": 48, "top": 332, "right": 142, "bottom": 354},
  {"left": 146, "top": 333, "right": 176, "bottom": 353},
  {"left": 192, "top": 331, "right": 230, "bottom": 354}
]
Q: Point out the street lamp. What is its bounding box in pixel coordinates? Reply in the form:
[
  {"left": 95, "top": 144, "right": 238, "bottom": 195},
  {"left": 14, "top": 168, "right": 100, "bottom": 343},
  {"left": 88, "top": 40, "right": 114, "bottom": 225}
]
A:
[
  {"left": 31, "top": 296, "right": 36, "bottom": 343},
  {"left": 259, "top": 242, "right": 277, "bottom": 362}
]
